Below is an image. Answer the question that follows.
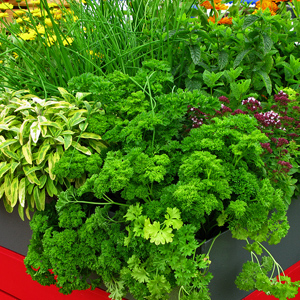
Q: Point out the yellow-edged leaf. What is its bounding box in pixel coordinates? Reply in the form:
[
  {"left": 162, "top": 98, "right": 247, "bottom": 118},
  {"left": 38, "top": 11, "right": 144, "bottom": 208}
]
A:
[
  {"left": 89, "top": 140, "right": 107, "bottom": 154},
  {"left": 0, "top": 124, "right": 9, "bottom": 131},
  {"left": 39, "top": 121, "right": 63, "bottom": 130},
  {"left": 0, "top": 139, "right": 18, "bottom": 150},
  {"left": 2, "top": 148, "right": 20, "bottom": 160},
  {"left": 22, "top": 140, "right": 32, "bottom": 164},
  {"left": 0, "top": 183, "right": 5, "bottom": 198},
  {"left": 48, "top": 152, "right": 60, "bottom": 180},
  {"left": 80, "top": 132, "right": 102, "bottom": 140},
  {"left": 19, "top": 119, "right": 30, "bottom": 146},
  {"left": 36, "top": 144, "right": 51, "bottom": 165},
  {"left": 39, "top": 187, "right": 45, "bottom": 210},
  {"left": 30, "top": 192, "right": 35, "bottom": 209},
  {"left": 23, "top": 165, "right": 41, "bottom": 176},
  {"left": 63, "top": 134, "right": 72, "bottom": 150},
  {"left": 11, "top": 177, "right": 19, "bottom": 207},
  {"left": 23, "top": 166, "right": 40, "bottom": 185},
  {"left": 45, "top": 177, "right": 58, "bottom": 197},
  {"left": 0, "top": 163, "right": 11, "bottom": 178},
  {"left": 30, "top": 121, "right": 41, "bottom": 143},
  {"left": 10, "top": 162, "right": 20, "bottom": 175},
  {"left": 18, "top": 203, "right": 24, "bottom": 221},
  {"left": 55, "top": 136, "right": 64, "bottom": 144},
  {"left": 4, "top": 175, "right": 11, "bottom": 204},
  {"left": 39, "top": 175, "right": 47, "bottom": 189},
  {"left": 79, "top": 122, "right": 88, "bottom": 131},
  {"left": 71, "top": 141, "right": 91, "bottom": 155},
  {"left": 4, "top": 194, "right": 13, "bottom": 213},
  {"left": 19, "top": 177, "right": 26, "bottom": 207},
  {"left": 25, "top": 206, "right": 31, "bottom": 220}
]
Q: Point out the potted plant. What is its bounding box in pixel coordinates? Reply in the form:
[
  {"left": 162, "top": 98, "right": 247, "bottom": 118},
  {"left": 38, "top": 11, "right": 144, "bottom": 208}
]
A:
[{"left": 22, "top": 61, "right": 300, "bottom": 300}]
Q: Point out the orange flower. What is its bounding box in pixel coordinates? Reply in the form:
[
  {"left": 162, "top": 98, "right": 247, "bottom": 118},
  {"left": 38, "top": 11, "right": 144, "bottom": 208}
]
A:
[
  {"left": 200, "top": 0, "right": 228, "bottom": 10},
  {"left": 201, "top": 1, "right": 213, "bottom": 9},
  {"left": 218, "top": 16, "right": 233, "bottom": 24},
  {"left": 208, "top": 16, "right": 216, "bottom": 22},
  {"left": 255, "top": 0, "right": 279, "bottom": 14},
  {"left": 208, "top": 15, "right": 232, "bottom": 24}
]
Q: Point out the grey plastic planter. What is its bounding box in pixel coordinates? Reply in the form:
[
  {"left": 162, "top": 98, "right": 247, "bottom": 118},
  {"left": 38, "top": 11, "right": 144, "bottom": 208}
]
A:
[
  {"left": 201, "top": 197, "right": 300, "bottom": 300},
  {"left": 1, "top": 197, "right": 300, "bottom": 300},
  {"left": 0, "top": 203, "right": 32, "bottom": 256}
]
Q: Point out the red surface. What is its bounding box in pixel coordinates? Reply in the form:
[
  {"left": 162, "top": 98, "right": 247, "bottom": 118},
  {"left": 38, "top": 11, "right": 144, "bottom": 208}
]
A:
[
  {"left": 244, "top": 260, "right": 300, "bottom": 299},
  {"left": 0, "top": 246, "right": 125, "bottom": 300},
  {"left": 1, "top": 245, "right": 300, "bottom": 300}
]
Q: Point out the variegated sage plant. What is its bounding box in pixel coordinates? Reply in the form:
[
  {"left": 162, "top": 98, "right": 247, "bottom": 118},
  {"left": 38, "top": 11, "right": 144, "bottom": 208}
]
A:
[{"left": 0, "top": 88, "right": 104, "bottom": 220}]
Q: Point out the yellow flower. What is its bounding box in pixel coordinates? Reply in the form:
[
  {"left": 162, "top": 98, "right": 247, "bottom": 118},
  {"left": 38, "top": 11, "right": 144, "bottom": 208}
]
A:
[
  {"left": 48, "top": 3, "right": 59, "bottom": 8},
  {"left": 18, "top": 32, "right": 37, "bottom": 40},
  {"left": 46, "top": 35, "right": 57, "bottom": 46},
  {"left": 52, "top": 9, "right": 62, "bottom": 19},
  {"left": 36, "top": 24, "right": 45, "bottom": 34},
  {"left": 13, "top": 52, "right": 19, "bottom": 59},
  {"left": 0, "top": 3, "right": 13, "bottom": 10},
  {"left": 62, "top": 37, "right": 73, "bottom": 46},
  {"left": 44, "top": 17, "right": 56, "bottom": 27},
  {"left": 31, "top": 8, "right": 42, "bottom": 17},
  {"left": 16, "top": 17, "right": 30, "bottom": 23},
  {"left": 13, "top": 10, "right": 27, "bottom": 17},
  {"left": 0, "top": 60, "right": 3, "bottom": 64},
  {"left": 0, "top": 12, "right": 8, "bottom": 18}
]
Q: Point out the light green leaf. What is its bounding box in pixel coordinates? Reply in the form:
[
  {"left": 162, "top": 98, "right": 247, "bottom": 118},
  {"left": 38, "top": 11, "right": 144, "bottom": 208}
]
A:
[
  {"left": 0, "top": 163, "right": 12, "bottom": 178},
  {"left": 19, "top": 177, "right": 26, "bottom": 207},
  {"left": 22, "top": 140, "right": 32, "bottom": 165},
  {"left": 165, "top": 207, "right": 183, "bottom": 230},
  {"left": 57, "top": 87, "right": 75, "bottom": 102},
  {"left": 0, "top": 139, "right": 18, "bottom": 150},
  {"left": 30, "top": 121, "right": 41, "bottom": 144},
  {"left": 88, "top": 140, "right": 107, "bottom": 154},
  {"left": 48, "top": 152, "right": 60, "bottom": 180},
  {"left": 39, "top": 175, "right": 47, "bottom": 189},
  {"left": 11, "top": 177, "right": 19, "bottom": 207},
  {"left": 75, "top": 92, "right": 91, "bottom": 102},
  {"left": 2, "top": 148, "right": 20, "bottom": 160},
  {"left": 18, "top": 203, "right": 24, "bottom": 221},
  {"left": 80, "top": 132, "right": 102, "bottom": 140},
  {"left": 36, "top": 144, "right": 51, "bottom": 165},
  {"left": 39, "top": 121, "right": 63, "bottom": 130},
  {"left": 46, "top": 177, "right": 58, "bottom": 197},
  {"left": 63, "top": 134, "right": 72, "bottom": 150},
  {"left": 33, "top": 186, "right": 42, "bottom": 210},
  {"left": 79, "top": 122, "right": 88, "bottom": 131},
  {"left": 10, "top": 162, "right": 20, "bottom": 175},
  {"left": 71, "top": 141, "right": 91, "bottom": 155},
  {"left": 23, "top": 166, "right": 40, "bottom": 185}
]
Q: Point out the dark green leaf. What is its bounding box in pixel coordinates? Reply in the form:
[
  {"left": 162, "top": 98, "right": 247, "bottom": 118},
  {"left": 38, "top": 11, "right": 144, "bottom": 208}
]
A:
[
  {"left": 257, "top": 70, "right": 272, "bottom": 95},
  {"left": 218, "top": 51, "right": 229, "bottom": 70},
  {"left": 190, "top": 45, "right": 201, "bottom": 65},
  {"left": 233, "top": 50, "right": 251, "bottom": 68},
  {"left": 243, "top": 15, "right": 260, "bottom": 29}
]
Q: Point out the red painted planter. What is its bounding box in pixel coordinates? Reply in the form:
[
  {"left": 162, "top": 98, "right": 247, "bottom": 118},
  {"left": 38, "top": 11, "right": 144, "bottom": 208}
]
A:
[
  {"left": 244, "top": 261, "right": 300, "bottom": 300},
  {"left": 0, "top": 246, "right": 126, "bottom": 300},
  {"left": 1, "top": 245, "right": 300, "bottom": 300}
]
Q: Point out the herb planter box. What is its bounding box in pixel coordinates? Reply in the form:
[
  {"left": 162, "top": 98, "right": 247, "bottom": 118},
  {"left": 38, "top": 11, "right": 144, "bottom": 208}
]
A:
[{"left": 1, "top": 197, "right": 300, "bottom": 300}]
